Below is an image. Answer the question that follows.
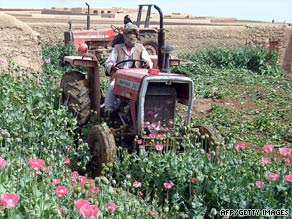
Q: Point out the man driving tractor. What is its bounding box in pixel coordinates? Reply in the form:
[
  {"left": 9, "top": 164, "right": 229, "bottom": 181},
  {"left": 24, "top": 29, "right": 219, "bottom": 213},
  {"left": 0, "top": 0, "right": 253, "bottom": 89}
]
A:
[{"left": 104, "top": 24, "right": 153, "bottom": 116}]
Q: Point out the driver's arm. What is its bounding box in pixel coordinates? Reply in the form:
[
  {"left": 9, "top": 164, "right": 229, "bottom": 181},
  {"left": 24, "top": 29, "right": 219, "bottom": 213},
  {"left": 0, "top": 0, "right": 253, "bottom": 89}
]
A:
[
  {"left": 141, "top": 47, "right": 153, "bottom": 69},
  {"left": 105, "top": 47, "right": 118, "bottom": 75}
]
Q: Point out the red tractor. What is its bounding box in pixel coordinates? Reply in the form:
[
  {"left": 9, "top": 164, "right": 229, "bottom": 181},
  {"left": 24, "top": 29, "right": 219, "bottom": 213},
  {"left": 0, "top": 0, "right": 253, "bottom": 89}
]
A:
[
  {"left": 64, "top": 3, "right": 162, "bottom": 58},
  {"left": 64, "top": 3, "right": 116, "bottom": 59},
  {"left": 61, "top": 6, "right": 222, "bottom": 175}
]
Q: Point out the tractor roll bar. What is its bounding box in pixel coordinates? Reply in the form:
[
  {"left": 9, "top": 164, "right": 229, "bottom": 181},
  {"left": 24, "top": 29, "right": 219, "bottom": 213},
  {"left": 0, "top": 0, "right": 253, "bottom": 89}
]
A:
[
  {"left": 85, "top": 2, "right": 90, "bottom": 30},
  {"left": 136, "top": 4, "right": 165, "bottom": 70},
  {"left": 154, "top": 4, "right": 165, "bottom": 71}
]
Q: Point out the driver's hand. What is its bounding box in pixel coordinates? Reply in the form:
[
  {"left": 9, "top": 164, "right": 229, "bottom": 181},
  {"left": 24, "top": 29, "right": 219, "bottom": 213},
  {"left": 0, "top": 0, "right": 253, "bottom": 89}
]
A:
[
  {"left": 145, "top": 61, "right": 150, "bottom": 69},
  {"left": 111, "top": 64, "right": 118, "bottom": 73}
]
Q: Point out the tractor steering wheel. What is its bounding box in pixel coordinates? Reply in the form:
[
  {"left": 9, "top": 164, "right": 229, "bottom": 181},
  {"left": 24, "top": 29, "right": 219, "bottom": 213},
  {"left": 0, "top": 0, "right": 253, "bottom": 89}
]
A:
[
  {"left": 114, "top": 59, "right": 147, "bottom": 69},
  {"left": 111, "top": 25, "right": 122, "bottom": 34}
]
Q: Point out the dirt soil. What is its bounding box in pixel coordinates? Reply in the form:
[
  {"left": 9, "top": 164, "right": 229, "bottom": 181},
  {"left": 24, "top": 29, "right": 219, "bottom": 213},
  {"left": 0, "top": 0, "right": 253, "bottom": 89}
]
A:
[
  {"left": 0, "top": 12, "right": 253, "bottom": 72},
  {"left": 0, "top": 13, "right": 42, "bottom": 71}
]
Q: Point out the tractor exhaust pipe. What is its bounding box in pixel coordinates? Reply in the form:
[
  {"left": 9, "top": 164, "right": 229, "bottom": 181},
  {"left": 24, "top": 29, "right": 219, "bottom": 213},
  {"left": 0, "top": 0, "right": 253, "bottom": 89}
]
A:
[
  {"left": 161, "top": 45, "right": 174, "bottom": 73},
  {"left": 85, "top": 2, "right": 90, "bottom": 30},
  {"left": 154, "top": 5, "right": 164, "bottom": 71}
]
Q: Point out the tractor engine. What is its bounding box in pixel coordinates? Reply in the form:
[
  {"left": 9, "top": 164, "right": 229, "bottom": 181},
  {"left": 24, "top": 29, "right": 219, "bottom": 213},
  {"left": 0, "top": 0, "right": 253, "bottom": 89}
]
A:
[
  {"left": 115, "top": 85, "right": 177, "bottom": 135},
  {"left": 143, "top": 86, "right": 176, "bottom": 134}
]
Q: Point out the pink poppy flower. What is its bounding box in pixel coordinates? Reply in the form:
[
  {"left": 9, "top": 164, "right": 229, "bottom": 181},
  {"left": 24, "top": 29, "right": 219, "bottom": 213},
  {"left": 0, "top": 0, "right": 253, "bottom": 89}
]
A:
[
  {"left": 89, "top": 187, "right": 99, "bottom": 194},
  {"left": 55, "top": 206, "right": 68, "bottom": 216},
  {"left": 133, "top": 180, "right": 142, "bottom": 188},
  {"left": 206, "top": 153, "right": 212, "bottom": 159},
  {"left": 64, "top": 158, "right": 71, "bottom": 165},
  {"left": 51, "top": 178, "right": 61, "bottom": 186},
  {"left": 149, "top": 132, "right": 157, "bottom": 138},
  {"left": 168, "top": 119, "right": 174, "bottom": 128},
  {"left": 191, "top": 177, "right": 197, "bottom": 183},
  {"left": 150, "top": 122, "right": 157, "bottom": 128},
  {"left": 157, "top": 134, "right": 166, "bottom": 140},
  {"left": 283, "top": 158, "right": 291, "bottom": 164},
  {"left": 255, "top": 180, "right": 265, "bottom": 188},
  {"left": 79, "top": 204, "right": 99, "bottom": 218},
  {"left": 155, "top": 144, "right": 164, "bottom": 151},
  {"left": 71, "top": 171, "right": 79, "bottom": 182},
  {"left": 0, "top": 193, "right": 20, "bottom": 208},
  {"left": 104, "top": 202, "right": 117, "bottom": 213},
  {"left": 151, "top": 210, "right": 158, "bottom": 216},
  {"left": 79, "top": 176, "right": 88, "bottom": 187},
  {"left": 55, "top": 186, "right": 68, "bottom": 197},
  {"left": 56, "top": 206, "right": 68, "bottom": 216},
  {"left": 43, "top": 58, "right": 51, "bottom": 64},
  {"left": 44, "top": 167, "right": 51, "bottom": 173},
  {"left": 163, "top": 182, "right": 175, "bottom": 189},
  {"left": 234, "top": 142, "right": 247, "bottom": 151},
  {"left": 74, "top": 199, "right": 90, "bottom": 210},
  {"left": 0, "top": 157, "right": 6, "bottom": 169},
  {"left": 279, "top": 147, "right": 291, "bottom": 156},
  {"left": 0, "top": 129, "right": 8, "bottom": 135},
  {"left": 284, "top": 174, "right": 292, "bottom": 182},
  {"left": 66, "top": 145, "right": 71, "bottom": 151},
  {"left": 137, "top": 139, "right": 142, "bottom": 145},
  {"left": 139, "top": 144, "right": 145, "bottom": 149},
  {"left": 144, "top": 121, "right": 150, "bottom": 127},
  {"left": 262, "top": 144, "right": 274, "bottom": 153},
  {"left": 267, "top": 173, "right": 280, "bottom": 181},
  {"left": 29, "top": 67, "right": 36, "bottom": 72},
  {"left": 57, "top": 206, "right": 62, "bottom": 215},
  {"left": 36, "top": 170, "right": 43, "bottom": 175},
  {"left": 261, "top": 157, "right": 271, "bottom": 165},
  {"left": 29, "top": 158, "right": 45, "bottom": 170}
]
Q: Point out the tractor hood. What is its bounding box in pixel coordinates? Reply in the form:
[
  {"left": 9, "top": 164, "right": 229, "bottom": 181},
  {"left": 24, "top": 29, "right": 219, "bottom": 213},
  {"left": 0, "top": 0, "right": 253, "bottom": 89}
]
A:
[
  {"left": 113, "top": 68, "right": 148, "bottom": 101},
  {"left": 113, "top": 68, "right": 193, "bottom": 102}
]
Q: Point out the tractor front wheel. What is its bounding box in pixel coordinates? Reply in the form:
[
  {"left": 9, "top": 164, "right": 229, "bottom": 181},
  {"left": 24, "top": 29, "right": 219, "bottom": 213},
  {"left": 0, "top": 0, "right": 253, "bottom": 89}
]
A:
[
  {"left": 192, "top": 125, "right": 223, "bottom": 154},
  {"left": 88, "top": 124, "right": 117, "bottom": 176}
]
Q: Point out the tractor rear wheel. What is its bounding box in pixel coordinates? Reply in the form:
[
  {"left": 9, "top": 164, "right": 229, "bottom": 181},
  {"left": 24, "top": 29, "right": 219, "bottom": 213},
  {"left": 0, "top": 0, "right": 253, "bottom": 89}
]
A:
[
  {"left": 192, "top": 125, "right": 223, "bottom": 153},
  {"left": 139, "top": 33, "right": 158, "bottom": 55},
  {"left": 88, "top": 124, "right": 117, "bottom": 176},
  {"left": 60, "top": 71, "right": 91, "bottom": 126},
  {"left": 143, "top": 40, "right": 158, "bottom": 55}
]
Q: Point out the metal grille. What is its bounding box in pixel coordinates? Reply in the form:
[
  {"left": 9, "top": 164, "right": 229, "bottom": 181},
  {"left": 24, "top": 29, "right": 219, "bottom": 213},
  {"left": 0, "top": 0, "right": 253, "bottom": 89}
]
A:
[{"left": 144, "top": 86, "right": 176, "bottom": 133}]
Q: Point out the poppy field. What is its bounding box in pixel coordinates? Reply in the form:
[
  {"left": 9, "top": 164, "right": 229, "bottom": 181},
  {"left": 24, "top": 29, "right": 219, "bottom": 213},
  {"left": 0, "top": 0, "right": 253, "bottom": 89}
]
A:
[{"left": 0, "top": 44, "right": 291, "bottom": 218}]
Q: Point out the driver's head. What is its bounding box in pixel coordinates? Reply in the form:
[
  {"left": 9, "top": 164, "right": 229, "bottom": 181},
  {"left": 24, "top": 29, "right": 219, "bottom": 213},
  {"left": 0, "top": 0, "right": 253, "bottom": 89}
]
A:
[{"left": 123, "top": 24, "right": 139, "bottom": 47}]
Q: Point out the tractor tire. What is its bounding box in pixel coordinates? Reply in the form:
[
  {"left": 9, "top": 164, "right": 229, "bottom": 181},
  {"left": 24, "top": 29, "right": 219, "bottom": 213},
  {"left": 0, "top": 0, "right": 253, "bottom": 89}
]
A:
[
  {"left": 143, "top": 40, "right": 158, "bottom": 56},
  {"left": 193, "top": 125, "right": 223, "bottom": 153},
  {"left": 139, "top": 33, "right": 158, "bottom": 55},
  {"left": 60, "top": 71, "right": 91, "bottom": 126},
  {"left": 88, "top": 124, "right": 117, "bottom": 176}
]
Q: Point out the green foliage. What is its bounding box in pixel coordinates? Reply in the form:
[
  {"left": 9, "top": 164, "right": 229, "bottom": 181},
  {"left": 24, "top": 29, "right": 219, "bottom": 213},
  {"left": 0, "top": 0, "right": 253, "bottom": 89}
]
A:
[
  {"left": 109, "top": 138, "right": 292, "bottom": 218},
  {"left": 0, "top": 44, "right": 291, "bottom": 218},
  {"left": 172, "top": 46, "right": 284, "bottom": 76},
  {"left": 41, "top": 43, "right": 78, "bottom": 79}
]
